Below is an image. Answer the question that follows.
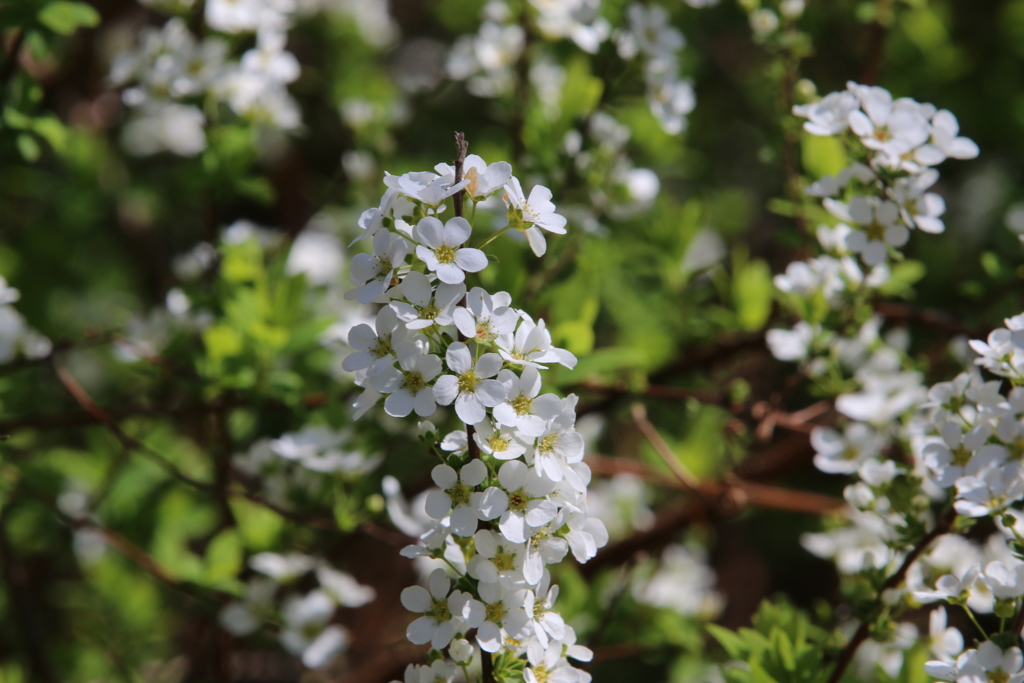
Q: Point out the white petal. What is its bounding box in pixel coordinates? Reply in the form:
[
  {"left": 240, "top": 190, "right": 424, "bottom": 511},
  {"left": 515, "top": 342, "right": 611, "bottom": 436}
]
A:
[
  {"left": 428, "top": 567, "right": 450, "bottom": 599},
  {"left": 474, "top": 380, "right": 507, "bottom": 407},
  {"left": 425, "top": 489, "right": 453, "bottom": 519},
  {"left": 444, "top": 216, "right": 473, "bottom": 245},
  {"left": 414, "top": 216, "right": 445, "bottom": 248},
  {"left": 461, "top": 459, "right": 488, "bottom": 487},
  {"left": 446, "top": 342, "right": 473, "bottom": 374},
  {"left": 433, "top": 375, "right": 459, "bottom": 405},
  {"left": 436, "top": 262, "right": 466, "bottom": 285},
  {"left": 455, "top": 393, "right": 487, "bottom": 424},
  {"left": 455, "top": 248, "right": 488, "bottom": 273},
  {"left": 432, "top": 464, "right": 458, "bottom": 489},
  {"left": 406, "top": 616, "right": 436, "bottom": 645},
  {"left": 401, "top": 586, "right": 431, "bottom": 613}
]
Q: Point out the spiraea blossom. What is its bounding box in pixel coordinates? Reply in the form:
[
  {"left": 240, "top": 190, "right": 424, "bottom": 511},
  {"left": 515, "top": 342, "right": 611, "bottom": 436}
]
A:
[
  {"left": 108, "top": 0, "right": 304, "bottom": 155},
  {"left": 345, "top": 148, "right": 605, "bottom": 681}
]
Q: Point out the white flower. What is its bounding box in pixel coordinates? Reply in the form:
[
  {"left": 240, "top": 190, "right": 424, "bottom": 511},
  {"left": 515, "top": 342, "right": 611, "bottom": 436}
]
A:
[
  {"left": 912, "top": 564, "right": 981, "bottom": 604},
  {"left": 493, "top": 366, "right": 563, "bottom": 437},
  {"left": 390, "top": 271, "right": 465, "bottom": 330},
  {"left": 829, "top": 196, "right": 907, "bottom": 266},
  {"left": 633, "top": 544, "right": 723, "bottom": 617},
  {"left": 524, "top": 640, "right": 592, "bottom": 683},
  {"left": 521, "top": 575, "right": 565, "bottom": 649},
  {"left": 644, "top": 67, "right": 695, "bottom": 136},
  {"left": 348, "top": 230, "right": 410, "bottom": 304},
  {"left": 218, "top": 578, "right": 276, "bottom": 636},
  {"left": 432, "top": 342, "right": 506, "bottom": 424},
  {"left": 453, "top": 287, "right": 519, "bottom": 344},
  {"left": 469, "top": 529, "right": 527, "bottom": 587},
  {"left": 316, "top": 565, "right": 376, "bottom": 607},
  {"left": 434, "top": 154, "right": 512, "bottom": 199},
  {"left": 793, "top": 90, "right": 858, "bottom": 136},
  {"left": 956, "top": 642, "right": 1024, "bottom": 683},
  {"left": 504, "top": 177, "right": 567, "bottom": 256},
  {"left": 425, "top": 460, "right": 507, "bottom": 536},
  {"left": 476, "top": 580, "right": 530, "bottom": 652},
  {"left": 371, "top": 349, "right": 443, "bottom": 418},
  {"left": 400, "top": 568, "right": 485, "bottom": 649},
  {"left": 955, "top": 463, "right": 1024, "bottom": 517},
  {"left": 916, "top": 109, "right": 980, "bottom": 165},
  {"left": 749, "top": 9, "right": 779, "bottom": 38},
  {"left": 564, "top": 511, "right": 609, "bottom": 563},
  {"left": 413, "top": 216, "right": 488, "bottom": 284},
  {"left": 766, "top": 321, "right": 828, "bottom": 362},
  {"left": 279, "top": 589, "right": 350, "bottom": 669},
  {"left": 384, "top": 170, "right": 467, "bottom": 206},
  {"left": 474, "top": 419, "right": 529, "bottom": 461},
  {"left": 892, "top": 169, "right": 946, "bottom": 234},
  {"left": 250, "top": 552, "right": 315, "bottom": 582},
  {"left": 981, "top": 560, "right": 1024, "bottom": 599},
  {"left": 122, "top": 103, "right": 208, "bottom": 157},
  {"left": 927, "top": 606, "right": 963, "bottom": 662},
  {"left": 344, "top": 307, "right": 423, "bottom": 376},
  {"left": 811, "top": 423, "right": 888, "bottom": 475},
  {"left": 497, "top": 314, "right": 577, "bottom": 369},
  {"left": 497, "top": 460, "right": 558, "bottom": 544},
  {"left": 529, "top": 407, "right": 585, "bottom": 484}
]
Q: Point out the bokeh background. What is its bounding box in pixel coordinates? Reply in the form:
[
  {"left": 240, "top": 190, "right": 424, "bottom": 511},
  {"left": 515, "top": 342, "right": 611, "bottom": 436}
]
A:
[{"left": 2, "top": 0, "right": 1024, "bottom": 681}]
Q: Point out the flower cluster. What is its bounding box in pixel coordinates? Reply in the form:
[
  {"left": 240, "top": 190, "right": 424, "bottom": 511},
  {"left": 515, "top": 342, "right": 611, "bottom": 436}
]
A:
[
  {"left": 109, "top": 1, "right": 301, "bottom": 156},
  {"left": 344, "top": 149, "right": 607, "bottom": 681},
  {"left": 615, "top": 3, "right": 695, "bottom": 135},
  {"left": 0, "top": 276, "right": 51, "bottom": 363},
  {"left": 767, "top": 82, "right": 1024, "bottom": 679},
  {"left": 219, "top": 551, "right": 375, "bottom": 669}
]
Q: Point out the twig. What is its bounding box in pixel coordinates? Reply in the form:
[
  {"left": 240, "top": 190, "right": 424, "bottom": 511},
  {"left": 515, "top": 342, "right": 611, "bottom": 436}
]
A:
[
  {"left": 825, "top": 507, "right": 957, "bottom": 683},
  {"left": 630, "top": 402, "right": 701, "bottom": 492},
  {"left": 50, "top": 358, "right": 213, "bottom": 491},
  {"left": 584, "top": 454, "right": 844, "bottom": 516}
]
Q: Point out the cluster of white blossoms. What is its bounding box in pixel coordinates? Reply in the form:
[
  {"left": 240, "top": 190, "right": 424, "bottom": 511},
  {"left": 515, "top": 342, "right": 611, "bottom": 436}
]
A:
[
  {"left": 615, "top": 3, "right": 695, "bottom": 135},
  {"left": 772, "top": 82, "right": 1024, "bottom": 681},
  {"left": 233, "top": 425, "right": 382, "bottom": 508},
  {"left": 0, "top": 276, "right": 51, "bottom": 364},
  {"left": 218, "top": 551, "right": 376, "bottom": 669},
  {"left": 447, "top": 0, "right": 698, "bottom": 135},
  {"left": 109, "top": 0, "right": 302, "bottom": 156},
  {"left": 447, "top": 0, "right": 608, "bottom": 102},
  {"left": 343, "top": 149, "right": 607, "bottom": 682},
  {"left": 770, "top": 82, "right": 978, "bottom": 370}
]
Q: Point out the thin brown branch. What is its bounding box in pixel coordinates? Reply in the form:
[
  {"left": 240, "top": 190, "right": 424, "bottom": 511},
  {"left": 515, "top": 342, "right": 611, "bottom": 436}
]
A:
[
  {"left": 630, "top": 403, "right": 700, "bottom": 492},
  {"left": 49, "top": 358, "right": 213, "bottom": 491},
  {"left": 584, "top": 454, "right": 844, "bottom": 517},
  {"left": 875, "top": 301, "right": 983, "bottom": 337},
  {"left": 825, "top": 507, "right": 957, "bottom": 683}
]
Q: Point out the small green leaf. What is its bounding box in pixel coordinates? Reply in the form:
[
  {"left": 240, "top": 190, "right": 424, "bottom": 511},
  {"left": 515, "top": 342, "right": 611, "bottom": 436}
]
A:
[
  {"left": 735, "top": 259, "right": 773, "bottom": 331},
  {"left": 203, "top": 324, "right": 244, "bottom": 362},
  {"left": 202, "top": 529, "right": 243, "bottom": 584},
  {"left": 800, "top": 132, "right": 846, "bottom": 178},
  {"left": 38, "top": 1, "right": 101, "bottom": 35},
  {"left": 16, "top": 134, "right": 40, "bottom": 162}
]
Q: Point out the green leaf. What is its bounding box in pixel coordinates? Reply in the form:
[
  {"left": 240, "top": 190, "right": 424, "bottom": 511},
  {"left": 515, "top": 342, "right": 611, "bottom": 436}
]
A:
[
  {"left": 202, "top": 529, "right": 243, "bottom": 585},
  {"left": 38, "top": 1, "right": 101, "bottom": 35},
  {"left": 800, "top": 132, "right": 846, "bottom": 178},
  {"left": 203, "top": 324, "right": 244, "bottom": 363},
  {"left": 734, "top": 259, "right": 773, "bottom": 331},
  {"left": 708, "top": 624, "right": 748, "bottom": 659},
  {"left": 16, "top": 134, "right": 40, "bottom": 162}
]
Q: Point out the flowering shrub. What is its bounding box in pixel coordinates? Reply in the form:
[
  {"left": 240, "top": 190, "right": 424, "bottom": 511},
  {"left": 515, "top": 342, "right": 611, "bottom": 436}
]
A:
[{"left": 5, "top": 1, "right": 1024, "bottom": 682}]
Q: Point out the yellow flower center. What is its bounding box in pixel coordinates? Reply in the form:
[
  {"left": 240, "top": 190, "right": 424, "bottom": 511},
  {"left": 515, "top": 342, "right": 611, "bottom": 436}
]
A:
[{"left": 435, "top": 244, "right": 457, "bottom": 264}]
